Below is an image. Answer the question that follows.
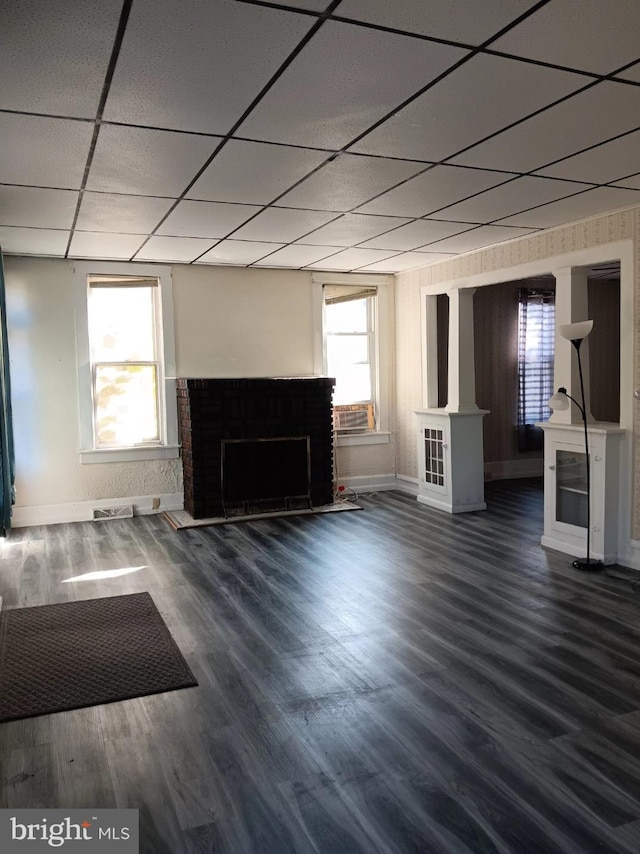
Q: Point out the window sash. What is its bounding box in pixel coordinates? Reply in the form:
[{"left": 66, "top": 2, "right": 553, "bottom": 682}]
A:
[
  {"left": 87, "top": 276, "right": 163, "bottom": 449},
  {"left": 324, "top": 291, "right": 376, "bottom": 412}
]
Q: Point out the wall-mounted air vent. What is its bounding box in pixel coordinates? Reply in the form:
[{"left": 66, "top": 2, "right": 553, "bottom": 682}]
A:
[{"left": 92, "top": 505, "right": 133, "bottom": 521}]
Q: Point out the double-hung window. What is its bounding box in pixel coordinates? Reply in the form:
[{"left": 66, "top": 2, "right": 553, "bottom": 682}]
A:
[
  {"left": 315, "top": 276, "right": 391, "bottom": 445},
  {"left": 74, "top": 262, "right": 178, "bottom": 463},
  {"left": 516, "top": 288, "right": 555, "bottom": 452}
]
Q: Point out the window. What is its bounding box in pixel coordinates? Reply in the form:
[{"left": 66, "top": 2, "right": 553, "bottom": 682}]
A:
[
  {"left": 74, "top": 262, "right": 178, "bottom": 463},
  {"left": 324, "top": 285, "right": 376, "bottom": 432},
  {"left": 517, "top": 288, "right": 555, "bottom": 452}
]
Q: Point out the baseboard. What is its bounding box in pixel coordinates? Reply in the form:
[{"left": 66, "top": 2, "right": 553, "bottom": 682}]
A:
[
  {"left": 395, "top": 474, "right": 419, "bottom": 496},
  {"left": 417, "top": 493, "right": 486, "bottom": 514},
  {"left": 484, "top": 459, "right": 544, "bottom": 480},
  {"left": 337, "top": 473, "right": 397, "bottom": 493},
  {"left": 12, "top": 492, "right": 184, "bottom": 528},
  {"left": 616, "top": 540, "right": 640, "bottom": 572}
]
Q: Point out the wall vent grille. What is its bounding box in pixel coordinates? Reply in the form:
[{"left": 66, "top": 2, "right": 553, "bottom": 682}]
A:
[{"left": 92, "top": 505, "right": 134, "bottom": 521}]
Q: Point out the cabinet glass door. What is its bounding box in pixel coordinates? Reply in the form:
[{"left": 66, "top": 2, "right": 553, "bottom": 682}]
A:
[{"left": 556, "top": 449, "right": 587, "bottom": 527}]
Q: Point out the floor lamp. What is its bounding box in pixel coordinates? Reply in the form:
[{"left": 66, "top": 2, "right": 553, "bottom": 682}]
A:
[{"left": 548, "top": 320, "right": 603, "bottom": 571}]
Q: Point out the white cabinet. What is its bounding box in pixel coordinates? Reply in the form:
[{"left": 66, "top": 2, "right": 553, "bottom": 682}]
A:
[
  {"left": 415, "top": 409, "right": 487, "bottom": 514},
  {"left": 538, "top": 421, "right": 624, "bottom": 563}
]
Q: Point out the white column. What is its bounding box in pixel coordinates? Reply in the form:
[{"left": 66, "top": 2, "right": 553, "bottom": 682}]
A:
[
  {"left": 421, "top": 294, "right": 439, "bottom": 409},
  {"left": 552, "top": 267, "right": 593, "bottom": 424},
  {"left": 446, "top": 288, "right": 478, "bottom": 413}
]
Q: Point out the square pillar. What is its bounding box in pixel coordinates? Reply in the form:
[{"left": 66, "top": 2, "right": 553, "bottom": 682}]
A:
[
  {"left": 446, "top": 288, "right": 479, "bottom": 413},
  {"left": 552, "top": 267, "right": 594, "bottom": 424}
]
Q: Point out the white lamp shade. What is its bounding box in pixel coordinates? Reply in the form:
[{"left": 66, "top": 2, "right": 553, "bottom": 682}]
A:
[
  {"left": 548, "top": 391, "right": 570, "bottom": 411},
  {"left": 559, "top": 320, "right": 593, "bottom": 340}
]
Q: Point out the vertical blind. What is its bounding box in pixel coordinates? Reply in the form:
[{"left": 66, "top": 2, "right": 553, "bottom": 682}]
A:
[{"left": 517, "top": 289, "right": 555, "bottom": 452}]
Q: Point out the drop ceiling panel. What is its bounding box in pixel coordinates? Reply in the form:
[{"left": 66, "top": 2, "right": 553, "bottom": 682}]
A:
[
  {"left": 357, "top": 165, "right": 512, "bottom": 217},
  {"left": 336, "top": 0, "right": 534, "bottom": 45},
  {"left": 135, "top": 235, "right": 217, "bottom": 263},
  {"left": 298, "top": 213, "right": 411, "bottom": 246},
  {"left": 618, "top": 62, "right": 640, "bottom": 84},
  {"left": 452, "top": 82, "right": 640, "bottom": 173},
  {"left": 156, "top": 200, "right": 262, "bottom": 238},
  {"left": 0, "top": 186, "right": 78, "bottom": 229},
  {"left": 359, "top": 251, "right": 457, "bottom": 272},
  {"left": 614, "top": 174, "right": 640, "bottom": 190},
  {"left": 187, "top": 140, "right": 330, "bottom": 205},
  {"left": 360, "top": 219, "right": 475, "bottom": 250},
  {"left": 351, "top": 55, "right": 585, "bottom": 162},
  {"left": 70, "top": 232, "right": 147, "bottom": 260},
  {"left": 238, "top": 20, "right": 468, "bottom": 149},
  {"left": 491, "top": 0, "right": 640, "bottom": 74},
  {"left": 281, "top": 0, "right": 331, "bottom": 9},
  {"left": 231, "top": 207, "right": 337, "bottom": 242},
  {"left": 434, "top": 176, "right": 589, "bottom": 223},
  {"left": 86, "top": 125, "right": 217, "bottom": 197},
  {"left": 0, "top": 226, "right": 68, "bottom": 257},
  {"left": 103, "top": 0, "right": 314, "bottom": 134},
  {"left": 0, "top": 0, "right": 122, "bottom": 117},
  {"left": 498, "top": 187, "right": 640, "bottom": 229},
  {"left": 197, "top": 241, "right": 286, "bottom": 266},
  {"left": 306, "top": 248, "right": 398, "bottom": 270},
  {"left": 1, "top": 114, "right": 93, "bottom": 189},
  {"left": 76, "top": 193, "right": 174, "bottom": 234},
  {"left": 252, "top": 244, "right": 342, "bottom": 268},
  {"left": 424, "top": 225, "right": 537, "bottom": 253},
  {"left": 278, "top": 153, "right": 425, "bottom": 211},
  {"left": 536, "top": 131, "right": 640, "bottom": 185}
]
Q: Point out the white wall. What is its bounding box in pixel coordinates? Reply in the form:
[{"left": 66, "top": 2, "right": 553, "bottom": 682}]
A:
[
  {"left": 172, "top": 265, "right": 316, "bottom": 377},
  {"left": 4, "top": 256, "right": 395, "bottom": 523}
]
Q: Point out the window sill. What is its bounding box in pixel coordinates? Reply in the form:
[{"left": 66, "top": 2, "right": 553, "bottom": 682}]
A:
[
  {"left": 80, "top": 444, "right": 180, "bottom": 464},
  {"left": 335, "top": 431, "right": 390, "bottom": 447}
]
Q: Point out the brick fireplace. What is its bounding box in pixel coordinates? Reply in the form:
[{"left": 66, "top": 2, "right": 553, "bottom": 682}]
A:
[{"left": 177, "top": 377, "right": 335, "bottom": 518}]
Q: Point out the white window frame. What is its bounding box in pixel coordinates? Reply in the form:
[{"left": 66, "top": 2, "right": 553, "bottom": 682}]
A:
[
  {"left": 73, "top": 261, "right": 179, "bottom": 464},
  {"left": 312, "top": 272, "right": 391, "bottom": 447}
]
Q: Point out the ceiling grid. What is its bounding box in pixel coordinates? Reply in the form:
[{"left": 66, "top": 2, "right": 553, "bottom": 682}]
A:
[{"left": 2, "top": 0, "right": 640, "bottom": 272}]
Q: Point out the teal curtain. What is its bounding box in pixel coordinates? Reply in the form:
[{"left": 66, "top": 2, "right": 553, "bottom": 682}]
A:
[{"left": 0, "top": 249, "right": 15, "bottom": 536}]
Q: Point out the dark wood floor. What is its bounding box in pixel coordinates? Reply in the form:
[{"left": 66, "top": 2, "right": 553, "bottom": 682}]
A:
[{"left": 3, "top": 480, "right": 640, "bottom": 852}]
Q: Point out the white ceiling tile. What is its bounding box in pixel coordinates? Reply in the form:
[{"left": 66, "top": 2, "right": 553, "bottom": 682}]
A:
[
  {"left": 0, "top": 226, "right": 68, "bottom": 257},
  {"left": 0, "top": 186, "right": 78, "bottom": 229},
  {"left": 135, "top": 235, "right": 215, "bottom": 263},
  {"left": 298, "top": 213, "right": 411, "bottom": 246},
  {"left": 424, "top": 225, "right": 537, "bottom": 253},
  {"left": 104, "top": 0, "right": 313, "bottom": 134},
  {"left": 252, "top": 244, "right": 343, "bottom": 268},
  {"left": 434, "top": 176, "right": 589, "bottom": 223},
  {"left": 613, "top": 174, "right": 640, "bottom": 190},
  {"left": 69, "top": 232, "right": 147, "bottom": 260},
  {"left": 188, "top": 140, "right": 330, "bottom": 205},
  {"left": 617, "top": 62, "right": 640, "bottom": 84},
  {"left": 280, "top": 0, "right": 330, "bottom": 9},
  {"left": 536, "top": 131, "right": 640, "bottom": 185},
  {"left": 492, "top": 0, "right": 640, "bottom": 74},
  {"left": 357, "top": 165, "right": 513, "bottom": 217},
  {"left": 239, "top": 20, "right": 467, "bottom": 149},
  {"left": 358, "top": 251, "right": 457, "bottom": 272},
  {"left": 86, "top": 125, "right": 217, "bottom": 197},
  {"left": 305, "top": 248, "right": 398, "bottom": 270},
  {"left": 197, "top": 241, "right": 285, "bottom": 266},
  {"left": 277, "top": 153, "right": 425, "bottom": 211},
  {"left": 351, "top": 55, "right": 585, "bottom": 162},
  {"left": 337, "top": 0, "right": 534, "bottom": 44},
  {"left": 360, "top": 219, "right": 475, "bottom": 250},
  {"left": 1, "top": 114, "right": 93, "bottom": 189},
  {"left": 452, "top": 83, "right": 640, "bottom": 173},
  {"left": 156, "top": 200, "right": 262, "bottom": 239},
  {"left": 0, "top": 0, "right": 122, "bottom": 117},
  {"left": 232, "top": 208, "right": 337, "bottom": 242},
  {"left": 497, "top": 187, "right": 640, "bottom": 229},
  {"left": 76, "top": 193, "right": 174, "bottom": 233}
]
